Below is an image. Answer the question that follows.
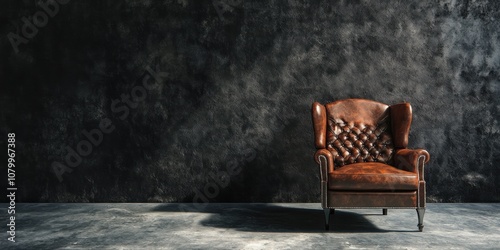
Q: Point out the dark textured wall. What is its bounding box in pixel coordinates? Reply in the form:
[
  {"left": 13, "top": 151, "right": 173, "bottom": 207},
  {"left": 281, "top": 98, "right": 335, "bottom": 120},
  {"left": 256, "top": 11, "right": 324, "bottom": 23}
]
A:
[{"left": 1, "top": 0, "right": 499, "bottom": 203}]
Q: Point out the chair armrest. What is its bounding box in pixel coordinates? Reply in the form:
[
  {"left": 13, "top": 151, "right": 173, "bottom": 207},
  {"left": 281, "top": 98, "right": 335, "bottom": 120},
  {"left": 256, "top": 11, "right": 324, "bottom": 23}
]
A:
[
  {"left": 315, "top": 149, "right": 334, "bottom": 182},
  {"left": 394, "top": 149, "right": 430, "bottom": 180}
]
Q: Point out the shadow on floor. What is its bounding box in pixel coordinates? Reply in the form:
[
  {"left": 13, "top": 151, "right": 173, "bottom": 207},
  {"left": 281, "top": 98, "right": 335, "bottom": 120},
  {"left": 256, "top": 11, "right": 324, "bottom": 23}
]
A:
[{"left": 150, "top": 203, "right": 415, "bottom": 233}]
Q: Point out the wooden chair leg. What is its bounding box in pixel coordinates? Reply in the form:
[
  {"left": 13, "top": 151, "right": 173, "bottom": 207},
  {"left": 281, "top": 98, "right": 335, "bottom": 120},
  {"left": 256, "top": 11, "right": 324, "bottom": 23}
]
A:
[
  {"left": 383, "top": 209, "right": 387, "bottom": 215},
  {"left": 324, "top": 208, "right": 330, "bottom": 230},
  {"left": 417, "top": 208, "right": 425, "bottom": 232}
]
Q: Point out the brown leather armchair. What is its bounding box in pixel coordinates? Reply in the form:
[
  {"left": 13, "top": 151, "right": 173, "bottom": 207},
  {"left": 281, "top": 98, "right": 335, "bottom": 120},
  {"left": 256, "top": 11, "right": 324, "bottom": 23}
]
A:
[{"left": 311, "top": 99, "right": 430, "bottom": 231}]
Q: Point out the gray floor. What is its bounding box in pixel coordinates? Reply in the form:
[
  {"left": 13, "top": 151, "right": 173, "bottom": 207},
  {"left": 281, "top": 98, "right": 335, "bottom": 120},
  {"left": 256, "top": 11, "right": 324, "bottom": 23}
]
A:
[{"left": 1, "top": 203, "right": 499, "bottom": 249}]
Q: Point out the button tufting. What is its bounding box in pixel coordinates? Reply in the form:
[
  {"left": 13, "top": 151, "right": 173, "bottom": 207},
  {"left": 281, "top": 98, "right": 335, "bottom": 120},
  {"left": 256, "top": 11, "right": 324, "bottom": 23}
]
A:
[{"left": 327, "top": 117, "right": 394, "bottom": 168}]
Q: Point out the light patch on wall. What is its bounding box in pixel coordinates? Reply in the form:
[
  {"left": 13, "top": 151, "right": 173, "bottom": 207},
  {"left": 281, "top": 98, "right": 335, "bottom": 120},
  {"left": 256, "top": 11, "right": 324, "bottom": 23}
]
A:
[{"left": 462, "top": 172, "right": 486, "bottom": 187}]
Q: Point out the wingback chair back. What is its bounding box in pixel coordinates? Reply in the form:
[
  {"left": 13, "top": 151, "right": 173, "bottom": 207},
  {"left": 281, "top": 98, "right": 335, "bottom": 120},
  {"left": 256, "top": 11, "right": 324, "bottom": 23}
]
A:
[
  {"left": 312, "top": 99, "right": 429, "bottom": 232},
  {"left": 324, "top": 99, "right": 396, "bottom": 167}
]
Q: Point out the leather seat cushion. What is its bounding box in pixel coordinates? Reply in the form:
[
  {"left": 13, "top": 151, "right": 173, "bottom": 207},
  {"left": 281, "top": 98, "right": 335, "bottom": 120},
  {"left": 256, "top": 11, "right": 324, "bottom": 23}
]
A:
[{"left": 328, "top": 162, "right": 418, "bottom": 191}]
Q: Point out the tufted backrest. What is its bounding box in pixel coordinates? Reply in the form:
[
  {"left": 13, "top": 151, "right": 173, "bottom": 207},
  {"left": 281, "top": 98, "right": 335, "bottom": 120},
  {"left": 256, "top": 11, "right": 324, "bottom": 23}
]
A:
[{"left": 312, "top": 99, "right": 412, "bottom": 169}]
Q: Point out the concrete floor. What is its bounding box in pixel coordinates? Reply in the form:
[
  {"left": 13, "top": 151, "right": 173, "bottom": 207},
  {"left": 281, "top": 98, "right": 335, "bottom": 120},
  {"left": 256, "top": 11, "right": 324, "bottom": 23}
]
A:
[{"left": 0, "top": 203, "right": 499, "bottom": 249}]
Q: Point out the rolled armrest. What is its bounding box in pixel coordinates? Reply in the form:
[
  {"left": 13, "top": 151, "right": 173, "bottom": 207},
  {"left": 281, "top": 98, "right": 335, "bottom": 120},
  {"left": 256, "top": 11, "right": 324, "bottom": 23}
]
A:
[
  {"left": 394, "top": 149, "right": 430, "bottom": 180},
  {"left": 315, "top": 149, "right": 334, "bottom": 182}
]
